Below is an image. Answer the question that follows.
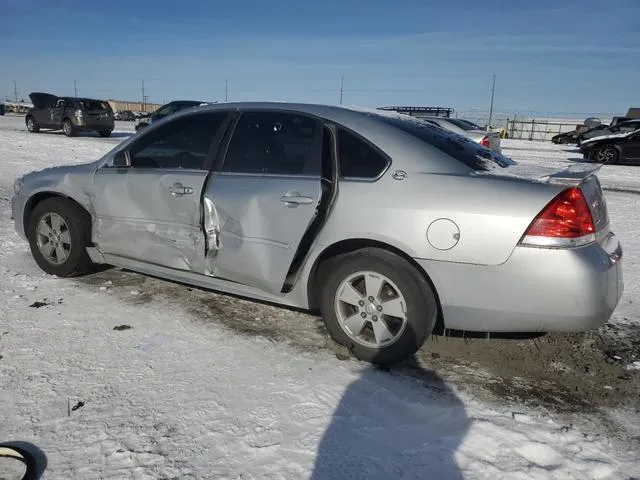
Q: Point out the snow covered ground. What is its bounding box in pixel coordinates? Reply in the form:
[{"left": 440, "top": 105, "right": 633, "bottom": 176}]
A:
[{"left": 0, "top": 115, "right": 639, "bottom": 479}]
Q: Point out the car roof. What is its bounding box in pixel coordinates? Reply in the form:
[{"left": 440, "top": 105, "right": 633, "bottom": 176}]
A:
[
  {"left": 157, "top": 102, "right": 484, "bottom": 175},
  {"left": 60, "top": 97, "right": 106, "bottom": 102}
]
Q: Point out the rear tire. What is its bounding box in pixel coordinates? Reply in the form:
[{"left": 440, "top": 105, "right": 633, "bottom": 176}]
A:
[
  {"left": 98, "top": 129, "right": 112, "bottom": 137},
  {"left": 318, "top": 248, "right": 438, "bottom": 366},
  {"left": 26, "top": 115, "right": 39, "bottom": 133},
  {"left": 595, "top": 146, "right": 618, "bottom": 164},
  {"left": 62, "top": 118, "right": 77, "bottom": 137},
  {"left": 27, "top": 197, "right": 94, "bottom": 277}
]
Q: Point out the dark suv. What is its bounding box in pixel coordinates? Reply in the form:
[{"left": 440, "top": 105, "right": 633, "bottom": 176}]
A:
[
  {"left": 134, "top": 100, "right": 208, "bottom": 132},
  {"left": 26, "top": 92, "right": 115, "bottom": 137}
]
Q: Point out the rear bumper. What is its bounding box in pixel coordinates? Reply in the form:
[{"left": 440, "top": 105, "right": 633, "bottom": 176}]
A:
[
  {"left": 417, "top": 232, "right": 623, "bottom": 332},
  {"left": 73, "top": 117, "right": 114, "bottom": 131}
]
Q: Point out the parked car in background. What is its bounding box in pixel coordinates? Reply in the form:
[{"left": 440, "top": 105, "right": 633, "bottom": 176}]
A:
[
  {"left": 0, "top": 103, "right": 5, "bottom": 116},
  {"left": 25, "top": 92, "right": 114, "bottom": 137},
  {"left": 577, "top": 117, "right": 640, "bottom": 144},
  {"left": 578, "top": 119, "right": 640, "bottom": 146},
  {"left": 115, "top": 110, "right": 136, "bottom": 121},
  {"left": 580, "top": 129, "right": 640, "bottom": 164},
  {"left": 552, "top": 130, "right": 580, "bottom": 144},
  {"left": 134, "top": 100, "right": 210, "bottom": 132},
  {"left": 419, "top": 116, "right": 502, "bottom": 153},
  {"left": 11, "top": 102, "right": 622, "bottom": 366}
]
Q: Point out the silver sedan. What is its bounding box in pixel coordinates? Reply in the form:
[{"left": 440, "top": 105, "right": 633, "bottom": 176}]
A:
[{"left": 11, "top": 102, "right": 624, "bottom": 365}]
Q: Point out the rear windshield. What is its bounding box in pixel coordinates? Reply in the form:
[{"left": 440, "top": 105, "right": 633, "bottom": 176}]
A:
[
  {"left": 81, "top": 100, "right": 110, "bottom": 111},
  {"left": 370, "top": 113, "right": 515, "bottom": 171}
]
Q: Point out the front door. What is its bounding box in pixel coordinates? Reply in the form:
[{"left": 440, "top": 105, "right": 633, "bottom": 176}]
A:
[
  {"left": 90, "top": 111, "right": 230, "bottom": 272},
  {"left": 204, "top": 110, "right": 324, "bottom": 294}
]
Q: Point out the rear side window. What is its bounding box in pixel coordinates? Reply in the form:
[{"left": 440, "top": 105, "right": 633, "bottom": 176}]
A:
[
  {"left": 337, "top": 128, "right": 389, "bottom": 178},
  {"left": 371, "top": 114, "right": 515, "bottom": 171},
  {"left": 222, "top": 111, "right": 321, "bottom": 176},
  {"left": 81, "top": 100, "right": 110, "bottom": 111}
]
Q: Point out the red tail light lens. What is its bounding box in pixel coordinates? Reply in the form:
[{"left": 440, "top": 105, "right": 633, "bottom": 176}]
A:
[
  {"left": 521, "top": 187, "right": 596, "bottom": 247},
  {"left": 480, "top": 135, "right": 491, "bottom": 148}
]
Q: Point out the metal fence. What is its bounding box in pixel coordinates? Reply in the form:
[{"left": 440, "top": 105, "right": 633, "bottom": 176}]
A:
[{"left": 506, "top": 119, "right": 582, "bottom": 142}]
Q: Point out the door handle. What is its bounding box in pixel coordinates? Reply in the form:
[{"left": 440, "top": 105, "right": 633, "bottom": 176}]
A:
[
  {"left": 280, "top": 192, "right": 314, "bottom": 206},
  {"left": 168, "top": 182, "right": 194, "bottom": 196}
]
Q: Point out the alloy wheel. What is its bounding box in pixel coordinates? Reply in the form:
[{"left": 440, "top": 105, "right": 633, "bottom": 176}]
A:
[
  {"left": 334, "top": 270, "right": 408, "bottom": 348},
  {"left": 35, "top": 213, "right": 71, "bottom": 265}
]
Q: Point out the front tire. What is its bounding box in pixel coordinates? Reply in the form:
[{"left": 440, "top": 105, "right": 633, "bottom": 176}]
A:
[
  {"left": 318, "top": 248, "right": 438, "bottom": 366},
  {"left": 26, "top": 115, "right": 40, "bottom": 133},
  {"left": 27, "top": 197, "right": 94, "bottom": 277},
  {"left": 62, "top": 118, "right": 77, "bottom": 137},
  {"left": 595, "top": 146, "right": 618, "bottom": 164}
]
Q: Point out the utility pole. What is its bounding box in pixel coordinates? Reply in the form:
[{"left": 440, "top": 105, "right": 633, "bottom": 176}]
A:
[
  {"left": 488, "top": 74, "right": 496, "bottom": 129},
  {"left": 339, "top": 75, "right": 344, "bottom": 105},
  {"left": 141, "top": 80, "right": 145, "bottom": 112},
  {"left": 74, "top": 80, "right": 78, "bottom": 97},
  {"left": 225, "top": 78, "right": 228, "bottom": 102},
  {"left": 13, "top": 80, "right": 18, "bottom": 102}
]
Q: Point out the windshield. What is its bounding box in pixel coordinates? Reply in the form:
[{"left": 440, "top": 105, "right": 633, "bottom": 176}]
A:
[{"left": 370, "top": 113, "right": 515, "bottom": 171}]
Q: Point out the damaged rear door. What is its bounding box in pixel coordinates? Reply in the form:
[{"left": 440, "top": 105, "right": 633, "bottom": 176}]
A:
[
  {"left": 91, "top": 111, "right": 230, "bottom": 271},
  {"left": 203, "top": 110, "right": 325, "bottom": 294}
]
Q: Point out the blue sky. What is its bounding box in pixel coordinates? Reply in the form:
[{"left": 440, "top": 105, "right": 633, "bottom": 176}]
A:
[{"left": 1, "top": 0, "right": 638, "bottom": 118}]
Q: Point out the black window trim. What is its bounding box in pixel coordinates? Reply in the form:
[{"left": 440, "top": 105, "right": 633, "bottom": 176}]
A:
[
  {"left": 104, "top": 110, "right": 233, "bottom": 173},
  {"left": 215, "top": 109, "right": 325, "bottom": 179},
  {"left": 330, "top": 122, "right": 392, "bottom": 182}
]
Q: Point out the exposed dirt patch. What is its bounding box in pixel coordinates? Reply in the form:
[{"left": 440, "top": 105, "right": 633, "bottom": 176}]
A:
[{"left": 419, "top": 326, "right": 640, "bottom": 413}]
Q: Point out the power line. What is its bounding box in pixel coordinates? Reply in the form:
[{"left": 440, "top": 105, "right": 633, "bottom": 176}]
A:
[
  {"left": 13, "top": 80, "right": 17, "bottom": 102},
  {"left": 74, "top": 80, "right": 78, "bottom": 97},
  {"left": 339, "top": 75, "right": 344, "bottom": 105},
  {"left": 141, "top": 80, "right": 145, "bottom": 112}
]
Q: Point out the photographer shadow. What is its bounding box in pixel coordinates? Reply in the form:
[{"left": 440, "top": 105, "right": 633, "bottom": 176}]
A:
[{"left": 311, "top": 332, "right": 470, "bottom": 479}]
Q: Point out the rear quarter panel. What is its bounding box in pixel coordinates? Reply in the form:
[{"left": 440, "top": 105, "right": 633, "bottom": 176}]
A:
[{"left": 312, "top": 172, "right": 565, "bottom": 266}]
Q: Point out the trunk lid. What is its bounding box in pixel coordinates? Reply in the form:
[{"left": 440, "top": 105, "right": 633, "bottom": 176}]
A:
[
  {"left": 480, "top": 163, "right": 609, "bottom": 234},
  {"left": 29, "top": 92, "right": 59, "bottom": 109}
]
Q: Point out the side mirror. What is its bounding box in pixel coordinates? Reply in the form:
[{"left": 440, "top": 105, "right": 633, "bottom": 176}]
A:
[{"left": 112, "top": 150, "right": 131, "bottom": 168}]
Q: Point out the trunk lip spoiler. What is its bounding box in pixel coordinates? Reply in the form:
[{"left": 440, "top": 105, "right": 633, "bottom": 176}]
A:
[
  {"left": 472, "top": 162, "right": 603, "bottom": 187},
  {"left": 541, "top": 164, "right": 602, "bottom": 185}
]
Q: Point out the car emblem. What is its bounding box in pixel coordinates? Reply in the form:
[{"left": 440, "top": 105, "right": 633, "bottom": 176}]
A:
[{"left": 392, "top": 170, "right": 407, "bottom": 180}]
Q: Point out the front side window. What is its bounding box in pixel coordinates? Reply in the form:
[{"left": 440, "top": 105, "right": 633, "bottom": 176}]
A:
[
  {"left": 337, "top": 128, "right": 389, "bottom": 179},
  {"left": 222, "top": 111, "right": 321, "bottom": 175},
  {"left": 127, "top": 112, "right": 228, "bottom": 170}
]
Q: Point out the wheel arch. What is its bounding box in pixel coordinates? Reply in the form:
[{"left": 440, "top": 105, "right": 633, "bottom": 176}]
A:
[
  {"left": 23, "top": 192, "right": 93, "bottom": 242},
  {"left": 307, "top": 238, "right": 445, "bottom": 334}
]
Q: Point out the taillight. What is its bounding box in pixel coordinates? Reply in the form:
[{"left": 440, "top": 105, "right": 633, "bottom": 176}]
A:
[
  {"left": 520, "top": 187, "right": 596, "bottom": 248},
  {"left": 480, "top": 135, "right": 491, "bottom": 148}
]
